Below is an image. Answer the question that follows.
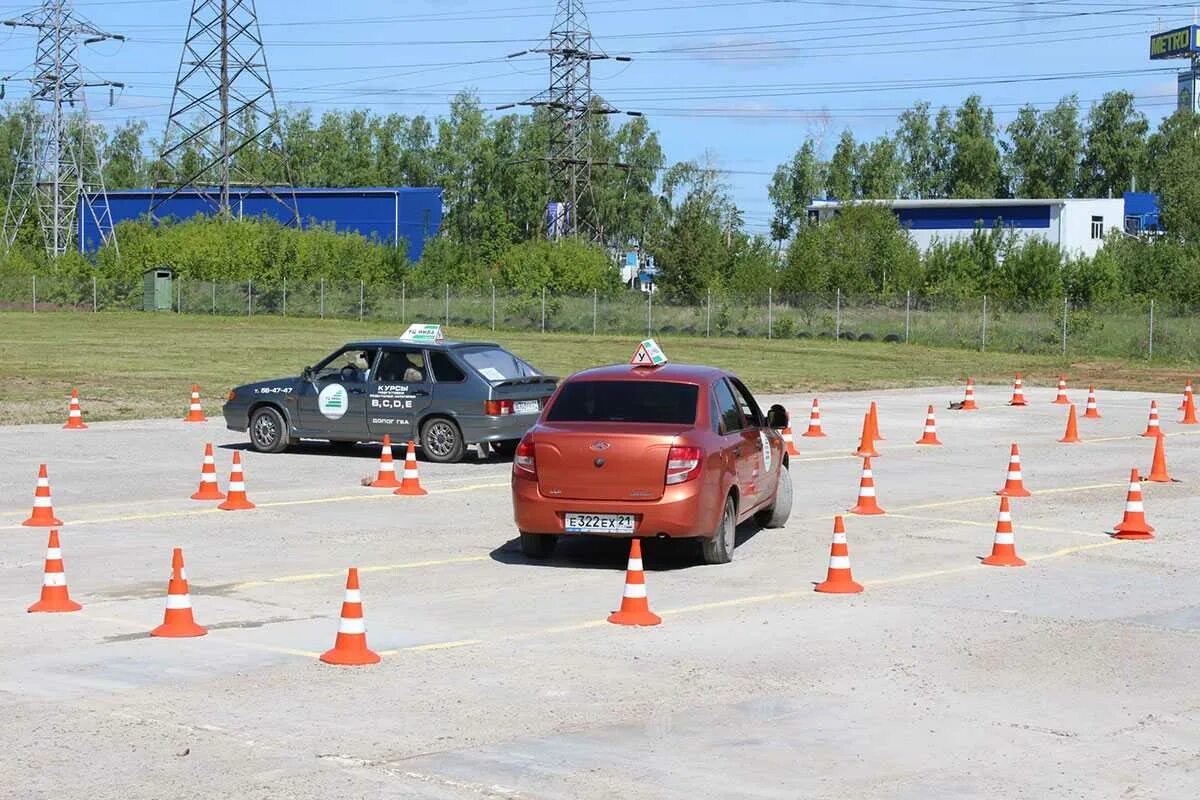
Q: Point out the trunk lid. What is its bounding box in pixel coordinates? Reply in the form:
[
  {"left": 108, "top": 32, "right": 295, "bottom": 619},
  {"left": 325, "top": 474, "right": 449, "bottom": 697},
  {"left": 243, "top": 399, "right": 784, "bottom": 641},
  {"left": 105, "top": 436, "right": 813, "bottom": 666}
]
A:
[{"left": 534, "top": 423, "right": 688, "bottom": 501}]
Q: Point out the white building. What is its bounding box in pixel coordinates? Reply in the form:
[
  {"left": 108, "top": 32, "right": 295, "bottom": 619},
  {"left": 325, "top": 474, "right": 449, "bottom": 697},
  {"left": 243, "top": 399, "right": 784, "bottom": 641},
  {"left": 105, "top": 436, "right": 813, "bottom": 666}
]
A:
[{"left": 805, "top": 198, "right": 1125, "bottom": 259}]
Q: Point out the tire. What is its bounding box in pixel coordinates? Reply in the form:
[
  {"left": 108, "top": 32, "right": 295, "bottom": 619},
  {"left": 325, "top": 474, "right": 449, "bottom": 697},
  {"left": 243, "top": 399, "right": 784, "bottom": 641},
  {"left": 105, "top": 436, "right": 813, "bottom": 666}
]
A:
[
  {"left": 420, "top": 416, "right": 465, "bottom": 463},
  {"left": 700, "top": 495, "right": 737, "bottom": 565},
  {"left": 756, "top": 465, "right": 793, "bottom": 529},
  {"left": 248, "top": 405, "right": 290, "bottom": 454},
  {"left": 491, "top": 439, "right": 520, "bottom": 458},
  {"left": 519, "top": 532, "right": 557, "bottom": 559}
]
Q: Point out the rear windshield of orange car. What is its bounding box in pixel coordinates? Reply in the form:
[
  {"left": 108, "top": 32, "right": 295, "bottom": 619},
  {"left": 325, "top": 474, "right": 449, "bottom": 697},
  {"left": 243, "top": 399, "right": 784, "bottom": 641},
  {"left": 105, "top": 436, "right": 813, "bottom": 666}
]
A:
[{"left": 545, "top": 380, "right": 699, "bottom": 425}]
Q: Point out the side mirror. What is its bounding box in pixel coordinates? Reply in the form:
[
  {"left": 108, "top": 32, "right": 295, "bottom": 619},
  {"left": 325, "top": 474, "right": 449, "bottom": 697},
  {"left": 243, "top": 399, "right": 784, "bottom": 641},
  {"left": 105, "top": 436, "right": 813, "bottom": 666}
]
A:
[
  {"left": 766, "top": 404, "right": 789, "bottom": 429},
  {"left": 301, "top": 365, "right": 314, "bottom": 381}
]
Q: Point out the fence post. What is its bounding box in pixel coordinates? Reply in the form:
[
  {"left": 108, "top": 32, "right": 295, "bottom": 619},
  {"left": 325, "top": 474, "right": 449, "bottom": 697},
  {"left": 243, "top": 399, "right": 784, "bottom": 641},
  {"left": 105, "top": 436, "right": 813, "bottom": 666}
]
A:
[
  {"left": 767, "top": 288, "right": 773, "bottom": 340},
  {"left": 706, "top": 289, "right": 711, "bottom": 337},
  {"left": 1061, "top": 296, "right": 1068, "bottom": 356},
  {"left": 32, "top": 274, "right": 36, "bottom": 313},
  {"left": 444, "top": 283, "right": 449, "bottom": 326},
  {"left": 834, "top": 288, "right": 841, "bottom": 340},
  {"left": 981, "top": 294, "right": 988, "bottom": 352},
  {"left": 904, "top": 290, "right": 911, "bottom": 343},
  {"left": 1148, "top": 299, "right": 1155, "bottom": 360},
  {"left": 319, "top": 278, "right": 325, "bottom": 319},
  {"left": 592, "top": 288, "right": 597, "bottom": 336},
  {"left": 248, "top": 279, "right": 252, "bottom": 316},
  {"left": 92, "top": 275, "right": 97, "bottom": 313},
  {"left": 647, "top": 289, "right": 652, "bottom": 337},
  {"left": 401, "top": 282, "right": 406, "bottom": 323},
  {"left": 177, "top": 278, "right": 182, "bottom": 314},
  {"left": 541, "top": 286, "right": 546, "bottom": 333},
  {"left": 491, "top": 281, "right": 496, "bottom": 332},
  {"left": 212, "top": 281, "right": 216, "bottom": 315},
  {"left": 282, "top": 277, "right": 287, "bottom": 317},
  {"left": 359, "top": 280, "right": 364, "bottom": 322}
]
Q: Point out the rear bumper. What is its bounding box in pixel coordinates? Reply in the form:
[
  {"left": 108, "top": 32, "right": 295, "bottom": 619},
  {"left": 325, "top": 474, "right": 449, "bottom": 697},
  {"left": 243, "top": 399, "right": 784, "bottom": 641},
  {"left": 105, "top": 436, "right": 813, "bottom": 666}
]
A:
[
  {"left": 511, "top": 476, "right": 721, "bottom": 539},
  {"left": 460, "top": 413, "right": 539, "bottom": 445}
]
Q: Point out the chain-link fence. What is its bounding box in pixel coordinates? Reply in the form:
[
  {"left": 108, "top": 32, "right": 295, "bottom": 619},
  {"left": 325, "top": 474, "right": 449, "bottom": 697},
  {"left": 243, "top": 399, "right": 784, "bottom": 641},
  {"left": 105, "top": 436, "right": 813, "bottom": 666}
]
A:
[{"left": 1, "top": 273, "right": 1195, "bottom": 362}]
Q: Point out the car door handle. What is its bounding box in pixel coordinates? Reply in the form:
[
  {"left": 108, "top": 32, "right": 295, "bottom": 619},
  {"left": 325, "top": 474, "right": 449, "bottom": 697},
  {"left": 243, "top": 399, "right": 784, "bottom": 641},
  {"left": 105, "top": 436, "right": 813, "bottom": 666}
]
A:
[
  {"left": 349, "top": 388, "right": 365, "bottom": 395},
  {"left": 732, "top": 447, "right": 742, "bottom": 457},
  {"left": 411, "top": 390, "right": 430, "bottom": 397}
]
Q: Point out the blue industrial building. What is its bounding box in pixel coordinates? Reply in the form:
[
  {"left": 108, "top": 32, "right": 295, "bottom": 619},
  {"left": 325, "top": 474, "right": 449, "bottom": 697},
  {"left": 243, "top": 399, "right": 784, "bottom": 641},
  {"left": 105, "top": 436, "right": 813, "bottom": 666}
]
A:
[{"left": 78, "top": 187, "right": 444, "bottom": 262}]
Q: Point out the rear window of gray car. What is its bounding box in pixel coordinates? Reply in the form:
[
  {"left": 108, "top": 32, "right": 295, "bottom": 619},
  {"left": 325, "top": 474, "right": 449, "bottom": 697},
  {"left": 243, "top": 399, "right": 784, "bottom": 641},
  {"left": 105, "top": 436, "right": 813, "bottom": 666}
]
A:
[
  {"left": 546, "top": 381, "right": 698, "bottom": 425},
  {"left": 458, "top": 347, "right": 540, "bottom": 382}
]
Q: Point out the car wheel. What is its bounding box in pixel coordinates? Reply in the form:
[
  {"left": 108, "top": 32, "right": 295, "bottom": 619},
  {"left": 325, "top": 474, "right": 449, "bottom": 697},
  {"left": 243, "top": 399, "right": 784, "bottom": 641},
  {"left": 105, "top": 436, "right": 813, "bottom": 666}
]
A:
[
  {"left": 700, "top": 495, "right": 737, "bottom": 565},
  {"left": 491, "top": 439, "right": 519, "bottom": 458},
  {"left": 519, "top": 532, "right": 557, "bottom": 559},
  {"left": 421, "top": 417, "right": 465, "bottom": 463},
  {"left": 249, "top": 406, "right": 290, "bottom": 454},
  {"left": 755, "top": 466, "right": 793, "bottom": 529}
]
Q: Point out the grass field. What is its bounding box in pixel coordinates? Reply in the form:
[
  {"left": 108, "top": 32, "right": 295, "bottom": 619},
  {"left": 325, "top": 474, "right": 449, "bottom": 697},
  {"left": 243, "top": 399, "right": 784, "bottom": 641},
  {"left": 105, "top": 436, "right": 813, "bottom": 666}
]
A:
[{"left": 0, "top": 310, "right": 1193, "bottom": 425}]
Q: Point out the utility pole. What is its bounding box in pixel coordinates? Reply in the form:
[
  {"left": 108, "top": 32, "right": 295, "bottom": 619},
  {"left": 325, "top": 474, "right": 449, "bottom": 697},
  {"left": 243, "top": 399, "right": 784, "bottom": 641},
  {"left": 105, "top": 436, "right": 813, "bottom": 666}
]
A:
[
  {"left": 1, "top": 0, "right": 125, "bottom": 256},
  {"left": 498, "top": 0, "right": 640, "bottom": 239},
  {"left": 153, "top": 0, "right": 298, "bottom": 223}
]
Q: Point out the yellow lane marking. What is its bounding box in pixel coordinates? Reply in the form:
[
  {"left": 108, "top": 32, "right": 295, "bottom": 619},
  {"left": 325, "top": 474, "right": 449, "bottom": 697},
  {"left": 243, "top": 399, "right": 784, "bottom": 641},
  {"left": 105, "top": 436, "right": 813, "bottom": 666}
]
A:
[
  {"left": 380, "top": 639, "right": 483, "bottom": 655},
  {"left": 232, "top": 556, "right": 489, "bottom": 590},
  {"left": 883, "top": 512, "right": 1109, "bottom": 538},
  {"left": 893, "top": 482, "right": 1125, "bottom": 512}
]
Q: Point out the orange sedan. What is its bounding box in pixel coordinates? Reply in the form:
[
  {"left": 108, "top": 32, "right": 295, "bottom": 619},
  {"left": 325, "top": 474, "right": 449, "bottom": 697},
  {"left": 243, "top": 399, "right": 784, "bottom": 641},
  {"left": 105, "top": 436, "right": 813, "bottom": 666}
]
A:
[{"left": 511, "top": 361, "right": 793, "bottom": 564}]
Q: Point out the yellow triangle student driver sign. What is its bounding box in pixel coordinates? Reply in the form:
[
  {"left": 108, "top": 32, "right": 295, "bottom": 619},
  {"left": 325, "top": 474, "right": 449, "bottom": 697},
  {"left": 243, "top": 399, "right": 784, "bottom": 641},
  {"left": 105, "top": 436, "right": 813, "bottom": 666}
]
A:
[{"left": 630, "top": 339, "right": 668, "bottom": 367}]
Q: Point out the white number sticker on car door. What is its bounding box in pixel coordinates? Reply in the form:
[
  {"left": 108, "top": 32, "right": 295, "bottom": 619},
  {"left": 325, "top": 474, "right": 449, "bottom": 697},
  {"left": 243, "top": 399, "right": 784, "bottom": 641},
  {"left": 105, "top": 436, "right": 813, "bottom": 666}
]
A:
[{"left": 760, "top": 430, "right": 772, "bottom": 473}]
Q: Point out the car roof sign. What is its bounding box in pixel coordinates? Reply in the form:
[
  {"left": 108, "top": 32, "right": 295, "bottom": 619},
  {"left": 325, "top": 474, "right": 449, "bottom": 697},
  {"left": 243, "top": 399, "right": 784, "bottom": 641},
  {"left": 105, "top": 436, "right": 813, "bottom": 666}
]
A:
[
  {"left": 630, "top": 339, "right": 668, "bottom": 367},
  {"left": 400, "top": 323, "right": 445, "bottom": 344}
]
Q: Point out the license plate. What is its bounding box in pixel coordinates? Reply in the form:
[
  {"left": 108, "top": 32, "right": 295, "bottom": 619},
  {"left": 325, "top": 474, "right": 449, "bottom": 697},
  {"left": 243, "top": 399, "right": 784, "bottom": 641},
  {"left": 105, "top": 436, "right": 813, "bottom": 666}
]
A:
[
  {"left": 514, "top": 400, "right": 540, "bottom": 415},
  {"left": 564, "top": 513, "right": 635, "bottom": 534}
]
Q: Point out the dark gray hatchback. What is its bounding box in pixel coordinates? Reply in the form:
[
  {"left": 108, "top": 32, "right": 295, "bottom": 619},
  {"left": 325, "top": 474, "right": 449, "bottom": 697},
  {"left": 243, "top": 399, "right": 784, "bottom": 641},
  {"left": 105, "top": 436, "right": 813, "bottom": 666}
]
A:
[{"left": 222, "top": 338, "right": 558, "bottom": 462}]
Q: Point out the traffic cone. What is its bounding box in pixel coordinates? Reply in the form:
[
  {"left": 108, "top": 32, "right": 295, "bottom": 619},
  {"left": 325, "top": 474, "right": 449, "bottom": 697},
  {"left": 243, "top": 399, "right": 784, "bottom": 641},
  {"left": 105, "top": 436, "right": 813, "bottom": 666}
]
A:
[
  {"left": 781, "top": 418, "right": 800, "bottom": 457},
  {"left": 190, "top": 443, "right": 226, "bottom": 500},
  {"left": 801, "top": 398, "right": 826, "bottom": 438},
  {"left": 319, "top": 568, "right": 381, "bottom": 665},
  {"left": 1146, "top": 434, "right": 1173, "bottom": 483},
  {"left": 369, "top": 434, "right": 403, "bottom": 488},
  {"left": 915, "top": 405, "right": 942, "bottom": 446},
  {"left": 27, "top": 530, "right": 82, "bottom": 613},
  {"left": 1112, "top": 469, "right": 1154, "bottom": 540},
  {"left": 1141, "top": 401, "right": 1164, "bottom": 439},
  {"left": 1052, "top": 375, "right": 1069, "bottom": 405},
  {"left": 1180, "top": 378, "right": 1193, "bottom": 411},
  {"left": 849, "top": 456, "right": 884, "bottom": 515},
  {"left": 853, "top": 413, "right": 879, "bottom": 458},
  {"left": 183, "top": 384, "right": 206, "bottom": 422},
  {"left": 608, "top": 539, "right": 661, "bottom": 626},
  {"left": 62, "top": 388, "right": 87, "bottom": 429},
  {"left": 868, "top": 401, "right": 885, "bottom": 441},
  {"left": 1083, "top": 386, "right": 1101, "bottom": 419},
  {"left": 1183, "top": 393, "right": 1198, "bottom": 425},
  {"left": 960, "top": 378, "right": 979, "bottom": 410},
  {"left": 22, "top": 464, "right": 63, "bottom": 527},
  {"left": 217, "top": 451, "right": 255, "bottom": 510},
  {"left": 996, "top": 443, "right": 1032, "bottom": 497},
  {"left": 815, "top": 516, "right": 863, "bottom": 593},
  {"left": 394, "top": 440, "right": 428, "bottom": 496},
  {"left": 1008, "top": 373, "right": 1027, "bottom": 406},
  {"left": 981, "top": 496, "right": 1026, "bottom": 567},
  {"left": 150, "top": 548, "right": 207, "bottom": 637},
  {"left": 1058, "top": 404, "right": 1081, "bottom": 443}
]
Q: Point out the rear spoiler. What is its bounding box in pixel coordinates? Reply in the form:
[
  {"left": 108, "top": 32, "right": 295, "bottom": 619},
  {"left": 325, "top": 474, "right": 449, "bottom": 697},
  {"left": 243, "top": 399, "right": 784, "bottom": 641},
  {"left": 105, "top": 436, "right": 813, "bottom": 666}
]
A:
[{"left": 493, "top": 375, "right": 559, "bottom": 388}]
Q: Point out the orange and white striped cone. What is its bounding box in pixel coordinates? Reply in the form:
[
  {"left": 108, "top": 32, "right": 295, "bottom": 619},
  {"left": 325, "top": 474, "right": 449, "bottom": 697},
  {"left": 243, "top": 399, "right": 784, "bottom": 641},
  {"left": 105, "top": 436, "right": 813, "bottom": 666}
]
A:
[
  {"left": 1008, "top": 373, "right": 1027, "bottom": 406},
  {"left": 915, "top": 405, "right": 942, "bottom": 446},
  {"left": 781, "top": 419, "right": 800, "bottom": 457},
  {"left": 1112, "top": 469, "right": 1154, "bottom": 540},
  {"left": 1083, "top": 386, "right": 1101, "bottom": 419},
  {"left": 393, "top": 440, "right": 428, "bottom": 496},
  {"left": 190, "top": 442, "right": 226, "bottom": 500},
  {"left": 981, "top": 496, "right": 1026, "bottom": 567},
  {"left": 801, "top": 398, "right": 826, "bottom": 438},
  {"left": 608, "top": 539, "right": 661, "bottom": 626},
  {"left": 849, "top": 456, "right": 885, "bottom": 515},
  {"left": 1179, "top": 378, "right": 1193, "bottom": 411},
  {"left": 1052, "top": 375, "right": 1070, "bottom": 405},
  {"left": 1183, "top": 393, "right": 1198, "bottom": 426},
  {"left": 150, "top": 548, "right": 207, "bottom": 637},
  {"left": 853, "top": 413, "right": 879, "bottom": 458},
  {"left": 63, "top": 388, "right": 87, "bottom": 429},
  {"left": 369, "top": 434, "right": 404, "bottom": 488},
  {"left": 868, "top": 401, "right": 885, "bottom": 441},
  {"left": 1058, "top": 403, "right": 1082, "bottom": 443},
  {"left": 1141, "top": 401, "right": 1164, "bottom": 438},
  {"left": 217, "top": 451, "right": 256, "bottom": 510},
  {"left": 815, "top": 516, "right": 863, "bottom": 593},
  {"left": 320, "top": 568, "right": 381, "bottom": 665},
  {"left": 183, "top": 384, "right": 206, "bottom": 422},
  {"left": 959, "top": 377, "right": 979, "bottom": 410},
  {"left": 1146, "top": 434, "right": 1173, "bottom": 483},
  {"left": 996, "top": 443, "right": 1032, "bottom": 497},
  {"left": 22, "top": 464, "right": 63, "bottom": 527},
  {"left": 28, "top": 530, "right": 82, "bottom": 613}
]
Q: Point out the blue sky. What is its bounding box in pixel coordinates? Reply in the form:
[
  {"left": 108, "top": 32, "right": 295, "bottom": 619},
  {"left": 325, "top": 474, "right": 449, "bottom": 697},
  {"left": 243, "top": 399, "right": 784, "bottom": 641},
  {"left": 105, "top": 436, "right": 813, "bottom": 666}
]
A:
[{"left": 0, "top": 0, "right": 1191, "bottom": 234}]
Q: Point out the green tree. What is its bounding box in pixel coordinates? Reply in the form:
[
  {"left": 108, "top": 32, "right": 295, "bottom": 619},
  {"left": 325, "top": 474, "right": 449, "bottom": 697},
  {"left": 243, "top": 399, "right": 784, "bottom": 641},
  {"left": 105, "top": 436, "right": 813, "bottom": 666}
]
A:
[
  {"left": 767, "top": 138, "right": 823, "bottom": 241},
  {"left": 858, "top": 135, "right": 903, "bottom": 199},
  {"left": 102, "top": 120, "right": 148, "bottom": 189},
  {"left": 947, "top": 95, "right": 1002, "bottom": 198},
  {"left": 1145, "top": 110, "right": 1200, "bottom": 242},
  {"left": 1077, "top": 91, "right": 1147, "bottom": 197},
  {"left": 897, "top": 102, "right": 935, "bottom": 198},
  {"left": 825, "top": 130, "right": 859, "bottom": 201}
]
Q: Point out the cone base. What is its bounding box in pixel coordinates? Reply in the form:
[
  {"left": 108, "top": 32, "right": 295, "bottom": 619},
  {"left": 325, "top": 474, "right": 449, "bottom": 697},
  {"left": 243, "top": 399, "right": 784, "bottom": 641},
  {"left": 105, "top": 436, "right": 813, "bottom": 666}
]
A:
[
  {"left": 151, "top": 622, "right": 208, "bottom": 638},
  {"left": 1113, "top": 530, "right": 1154, "bottom": 540},
  {"left": 853, "top": 448, "right": 880, "bottom": 458},
  {"left": 1058, "top": 436, "right": 1082, "bottom": 443},
  {"left": 1113, "top": 520, "right": 1155, "bottom": 534},
  {"left": 849, "top": 504, "right": 885, "bottom": 516},
  {"left": 801, "top": 431, "right": 826, "bottom": 438},
  {"left": 915, "top": 437, "right": 942, "bottom": 446},
  {"left": 183, "top": 415, "right": 207, "bottom": 423},
  {"left": 1182, "top": 419, "right": 1198, "bottom": 426},
  {"left": 1145, "top": 473, "right": 1172, "bottom": 483},
  {"left": 1008, "top": 399, "right": 1027, "bottom": 406},
  {"left": 191, "top": 488, "right": 226, "bottom": 501},
  {"left": 1053, "top": 399, "right": 1070, "bottom": 405},
  {"left": 785, "top": 446, "right": 800, "bottom": 457},
  {"left": 394, "top": 486, "right": 429, "bottom": 496},
  {"left": 217, "top": 498, "right": 256, "bottom": 510},
  {"left": 996, "top": 487, "right": 1032, "bottom": 498},
  {"left": 319, "top": 647, "right": 381, "bottom": 665},
  {"left": 28, "top": 597, "right": 82, "bottom": 613},
  {"left": 1083, "top": 411, "right": 1101, "bottom": 419},
  {"left": 62, "top": 422, "right": 88, "bottom": 430},
  {"left": 959, "top": 403, "right": 978, "bottom": 411},
  {"left": 815, "top": 580, "right": 863, "bottom": 593},
  {"left": 22, "top": 516, "right": 63, "bottom": 527},
  {"left": 369, "top": 477, "right": 403, "bottom": 488},
  {"left": 1141, "top": 430, "right": 1165, "bottom": 439},
  {"left": 981, "top": 555, "right": 1026, "bottom": 567},
  {"left": 607, "top": 610, "right": 662, "bottom": 626}
]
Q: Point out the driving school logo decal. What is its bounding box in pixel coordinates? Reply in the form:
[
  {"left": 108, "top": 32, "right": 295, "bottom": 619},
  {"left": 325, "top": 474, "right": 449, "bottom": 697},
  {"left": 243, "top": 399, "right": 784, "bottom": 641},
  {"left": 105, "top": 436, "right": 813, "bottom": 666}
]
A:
[{"left": 318, "top": 383, "right": 349, "bottom": 420}]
